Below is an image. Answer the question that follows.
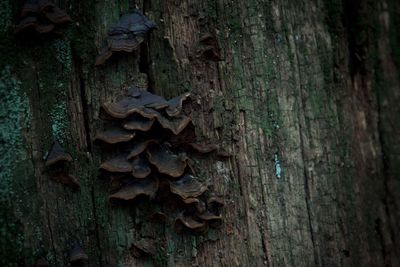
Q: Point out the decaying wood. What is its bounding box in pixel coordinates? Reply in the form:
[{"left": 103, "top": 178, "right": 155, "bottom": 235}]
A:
[{"left": 0, "top": 0, "right": 399, "bottom": 266}]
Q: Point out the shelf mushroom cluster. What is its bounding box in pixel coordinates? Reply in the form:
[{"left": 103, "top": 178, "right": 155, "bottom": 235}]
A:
[
  {"left": 95, "top": 10, "right": 157, "bottom": 66},
  {"left": 96, "top": 87, "right": 223, "bottom": 234},
  {"left": 15, "top": 0, "right": 72, "bottom": 35}
]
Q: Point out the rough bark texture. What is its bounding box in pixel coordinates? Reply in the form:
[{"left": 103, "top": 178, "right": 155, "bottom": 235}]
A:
[{"left": 1, "top": 0, "right": 399, "bottom": 266}]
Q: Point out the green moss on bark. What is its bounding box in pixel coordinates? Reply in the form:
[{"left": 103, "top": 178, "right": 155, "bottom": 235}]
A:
[{"left": 0, "top": 66, "right": 31, "bottom": 266}]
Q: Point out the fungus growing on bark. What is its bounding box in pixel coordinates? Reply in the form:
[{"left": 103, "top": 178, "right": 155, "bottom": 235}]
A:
[
  {"left": 175, "top": 214, "right": 208, "bottom": 233},
  {"left": 207, "top": 194, "right": 224, "bottom": 208},
  {"left": 96, "top": 10, "right": 156, "bottom": 65},
  {"left": 146, "top": 145, "right": 188, "bottom": 177},
  {"left": 69, "top": 243, "right": 88, "bottom": 263},
  {"left": 197, "top": 210, "right": 223, "bottom": 229},
  {"left": 99, "top": 156, "right": 132, "bottom": 173},
  {"left": 131, "top": 156, "right": 151, "bottom": 178},
  {"left": 165, "top": 92, "right": 191, "bottom": 117},
  {"left": 197, "top": 211, "right": 222, "bottom": 221},
  {"left": 95, "top": 127, "right": 135, "bottom": 144},
  {"left": 102, "top": 99, "right": 159, "bottom": 119},
  {"left": 169, "top": 174, "right": 208, "bottom": 199},
  {"left": 109, "top": 178, "right": 159, "bottom": 201},
  {"left": 131, "top": 238, "right": 157, "bottom": 258},
  {"left": 15, "top": 0, "right": 72, "bottom": 35},
  {"left": 188, "top": 143, "right": 219, "bottom": 154},
  {"left": 126, "top": 139, "right": 157, "bottom": 160},
  {"left": 95, "top": 88, "right": 224, "bottom": 234},
  {"left": 44, "top": 141, "right": 79, "bottom": 188},
  {"left": 122, "top": 114, "right": 155, "bottom": 131},
  {"left": 45, "top": 141, "right": 72, "bottom": 167},
  {"left": 52, "top": 172, "right": 80, "bottom": 189},
  {"left": 130, "top": 89, "right": 168, "bottom": 110},
  {"left": 156, "top": 114, "right": 192, "bottom": 135},
  {"left": 182, "top": 197, "right": 206, "bottom": 213}
]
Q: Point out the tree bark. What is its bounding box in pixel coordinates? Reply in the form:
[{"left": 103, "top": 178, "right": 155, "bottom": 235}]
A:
[{"left": 1, "top": 0, "right": 399, "bottom": 266}]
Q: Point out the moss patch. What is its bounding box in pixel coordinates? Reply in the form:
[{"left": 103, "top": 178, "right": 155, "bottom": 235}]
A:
[{"left": 0, "top": 66, "right": 31, "bottom": 266}]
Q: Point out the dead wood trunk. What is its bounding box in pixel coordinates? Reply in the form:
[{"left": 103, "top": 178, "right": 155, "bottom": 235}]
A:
[{"left": 1, "top": 0, "right": 399, "bottom": 266}]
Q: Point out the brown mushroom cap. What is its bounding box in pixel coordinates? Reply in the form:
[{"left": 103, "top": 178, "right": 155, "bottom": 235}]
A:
[
  {"left": 169, "top": 174, "right": 207, "bottom": 199},
  {"left": 131, "top": 89, "right": 168, "bottom": 110},
  {"left": 42, "top": 6, "right": 72, "bottom": 24},
  {"left": 197, "top": 210, "right": 222, "bottom": 229},
  {"left": 95, "top": 35, "right": 144, "bottom": 66},
  {"left": 197, "top": 211, "right": 222, "bottom": 221},
  {"left": 16, "top": 0, "right": 71, "bottom": 35},
  {"left": 69, "top": 243, "right": 88, "bottom": 263},
  {"left": 207, "top": 194, "right": 224, "bottom": 208},
  {"left": 188, "top": 143, "right": 219, "bottom": 154},
  {"left": 146, "top": 145, "right": 187, "bottom": 177},
  {"left": 100, "top": 156, "right": 132, "bottom": 173},
  {"left": 182, "top": 197, "right": 206, "bottom": 213},
  {"left": 108, "top": 11, "right": 157, "bottom": 36},
  {"left": 96, "top": 11, "right": 156, "bottom": 65},
  {"left": 45, "top": 141, "right": 72, "bottom": 167},
  {"left": 102, "top": 93, "right": 190, "bottom": 134},
  {"left": 127, "top": 139, "right": 157, "bottom": 160},
  {"left": 95, "top": 127, "right": 135, "bottom": 144},
  {"left": 131, "top": 156, "right": 151, "bottom": 178},
  {"left": 15, "top": 16, "right": 38, "bottom": 34},
  {"left": 166, "top": 92, "right": 191, "bottom": 117},
  {"left": 122, "top": 113, "right": 155, "bottom": 132},
  {"left": 52, "top": 172, "right": 80, "bottom": 189},
  {"left": 38, "top": 0, "right": 55, "bottom": 9},
  {"left": 35, "top": 23, "right": 55, "bottom": 34},
  {"left": 95, "top": 48, "right": 113, "bottom": 66},
  {"left": 109, "top": 178, "right": 159, "bottom": 201},
  {"left": 102, "top": 98, "right": 159, "bottom": 119},
  {"left": 109, "top": 34, "right": 144, "bottom": 53},
  {"left": 167, "top": 124, "right": 196, "bottom": 147},
  {"left": 131, "top": 238, "right": 157, "bottom": 258},
  {"left": 156, "top": 114, "right": 192, "bottom": 135},
  {"left": 175, "top": 215, "right": 208, "bottom": 233}
]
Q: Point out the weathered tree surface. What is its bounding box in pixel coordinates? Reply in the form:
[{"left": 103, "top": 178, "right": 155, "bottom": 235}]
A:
[{"left": 1, "top": 0, "right": 400, "bottom": 266}]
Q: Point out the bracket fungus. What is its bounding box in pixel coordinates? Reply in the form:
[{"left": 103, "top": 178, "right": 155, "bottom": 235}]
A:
[
  {"left": 94, "top": 127, "right": 135, "bottom": 144},
  {"left": 127, "top": 139, "right": 157, "bottom": 160},
  {"left": 188, "top": 142, "right": 219, "bottom": 154},
  {"left": 96, "top": 88, "right": 224, "bottom": 234},
  {"left": 175, "top": 214, "right": 209, "bottom": 234},
  {"left": 15, "top": 0, "right": 72, "bottom": 35},
  {"left": 45, "top": 141, "right": 72, "bottom": 167},
  {"left": 131, "top": 156, "right": 151, "bottom": 178},
  {"left": 169, "top": 174, "right": 208, "bottom": 199},
  {"left": 96, "top": 10, "right": 157, "bottom": 65},
  {"left": 146, "top": 145, "right": 188, "bottom": 177},
  {"left": 99, "top": 156, "right": 132, "bottom": 173},
  {"left": 45, "top": 141, "right": 79, "bottom": 188},
  {"left": 123, "top": 114, "right": 155, "bottom": 131},
  {"left": 109, "top": 178, "right": 159, "bottom": 201},
  {"left": 131, "top": 238, "right": 157, "bottom": 258}
]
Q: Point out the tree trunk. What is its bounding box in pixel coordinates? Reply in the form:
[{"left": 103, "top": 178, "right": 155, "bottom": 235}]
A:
[{"left": 1, "top": 0, "right": 399, "bottom": 266}]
